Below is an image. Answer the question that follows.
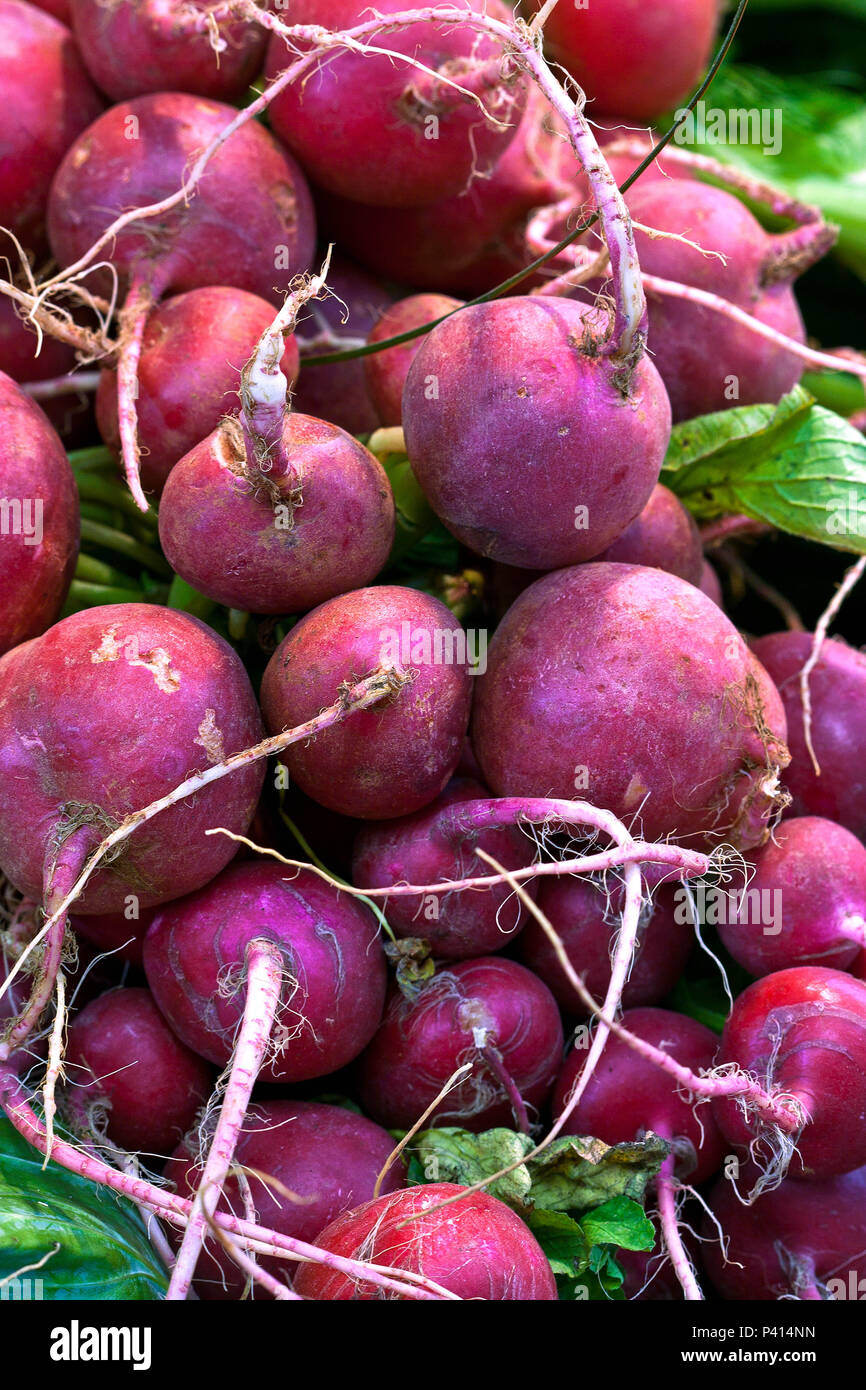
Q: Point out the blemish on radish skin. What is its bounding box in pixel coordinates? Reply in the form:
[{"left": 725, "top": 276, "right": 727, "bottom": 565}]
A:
[
  {"left": 194, "top": 709, "right": 225, "bottom": 764},
  {"left": 90, "top": 627, "right": 180, "bottom": 692}
]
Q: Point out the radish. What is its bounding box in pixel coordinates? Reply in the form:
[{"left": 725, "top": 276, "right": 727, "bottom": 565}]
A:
[
  {"left": 95, "top": 286, "right": 300, "bottom": 496},
  {"left": 69, "top": 0, "right": 268, "bottom": 102},
  {"left": 29, "top": 0, "right": 70, "bottom": 18},
  {"left": 352, "top": 777, "right": 538, "bottom": 959},
  {"left": 717, "top": 816, "right": 866, "bottom": 977},
  {"left": 595, "top": 483, "right": 703, "bottom": 586},
  {"left": 65, "top": 987, "right": 212, "bottom": 1154},
  {"left": 164, "top": 1100, "right": 405, "bottom": 1300},
  {"left": 292, "top": 254, "right": 393, "bottom": 435},
  {"left": 315, "top": 85, "right": 585, "bottom": 293},
  {"left": 47, "top": 91, "right": 315, "bottom": 508},
  {"left": 553, "top": 1008, "right": 725, "bottom": 1184},
  {"left": 699, "top": 560, "right": 723, "bottom": 607},
  {"left": 69, "top": 907, "right": 152, "bottom": 968},
  {"left": 751, "top": 632, "right": 866, "bottom": 841},
  {"left": 703, "top": 1164, "right": 866, "bottom": 1300},
  {"left": 264, "top": 0, "right": 527, "bottom": 209},
  {"left": 0, "top": 603, "right": 264, "bottom": 916},
  {"left": 260, "top": 585, "right": 473, "bottom": 819},
  {"left": 713, "top": 966, "right": 866, "bottom": 1180},
  {"left": 626, "top": 180, "right": 818, "bottom": 421},
  {"left": 534, "top": 0, "right": 719, "bottom": 122},
  {"left": 0, "top": 0, "right": 103, "bottom": 257},
  {"left": 402, "top": 296, "right": 671, "bottom": 568},
  {"left": 364, "top": 294, "right": 463, "bottom": 428},
  {"left": 358, "top": 956, "right": 564, "bottom": 1133},
  {"left": 142, "top": 860, "right": 386, "bottom": 1083},
  {"left": 472, "top": 563, "right": 789, "bottom": 847},
  {"left": 519, "top": 877, "right": 693, "bottom": 1016},
  {"left": 0, "top": 372, "right": 80, "bottom": 655},
  {"left": 0, "top": 299, "right": 94, "bottom": 443},
  {"left": 293, "top": 1183, "right": 558, "bottom": 1301}
]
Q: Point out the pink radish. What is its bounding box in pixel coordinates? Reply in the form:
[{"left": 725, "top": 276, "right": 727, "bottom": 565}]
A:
[
  {"left": 596, "top": 483, "right": 703, "bottom": 586},
  {"left": 365, "top": 294, "right": 463, "bottom": 428}
]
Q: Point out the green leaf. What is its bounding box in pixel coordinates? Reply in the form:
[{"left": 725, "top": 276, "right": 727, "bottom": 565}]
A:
[
  {"left": 0, "top": 1119, "right": 168, "bottom": 1300},
  {"left": 409, "top": 1128, "right": 534, "bottom": 1206},
  {"left": 662, "top": 387, "right": 866, "bottom": 552},
  {"left": 580, "top": 1196, "right": 655, "bottom": 1253},
  {"left": 526, "top": 1209, "right": 589, "bottom": 1277},
  {"left": 527, "top": 1133, "right": 669, "bottom": 1213}
]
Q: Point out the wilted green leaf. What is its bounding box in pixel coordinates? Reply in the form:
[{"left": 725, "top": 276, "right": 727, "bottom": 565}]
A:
[
  {"left": 527, "top": 1134, "right": 669, "bottom": 1213},
  {"left": 0, "top": 1119, "right": 167, "bottom": 1300},
  {"left": 410, "top": 1128, "right": 534, "bottom": 1206},
  {"left": 662, "top": 388, "right": 866, "bottom": 551}
]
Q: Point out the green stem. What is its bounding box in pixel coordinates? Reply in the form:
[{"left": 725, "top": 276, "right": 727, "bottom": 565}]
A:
[
  {"left": 64, "top": 580, "right": 149, "bottom": 610},
  {"left": 167, "top": 573, "right": 217, "bottom": 620},
  {"left": 75, "top": 552, "right": 131, "bottom": 586},
  {"left": 76, "top": 473, "right": 159, "bottom": 524},
  {"left": 79, "top": 517, "right": 171, "bottom": 577},
  {"left": 67, "top": 446, "right": 115, "bottom": 473},
  {"left": 228, "top": 609, "right": 250, "bottom": 640}
]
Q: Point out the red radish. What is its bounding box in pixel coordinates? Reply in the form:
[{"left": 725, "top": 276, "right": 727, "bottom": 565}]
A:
[
  {"left": 291, "top": 254, "right": 394, "bottom": 435},
  {"left": 293, "top": 1183, "right": 558, "bottom": 1301},
  {"left": 472, "top": 563, "right": 789, "bottom": 847},
  {"left": 595, "top": 484, "right": 703, "bottom": 586},
  {"left": 265, "top": 0, "right": 526, "bottom": 209},
  {"left": 0, "top": 372, "right": 80, "bottom": 656},
  {"left": 165, "top": 1100, "right": 405, "bottom": 1300},
  {"left": 0, "top": 0, "right": 103, "bottom": 257},
  {"left": 158, "top": 411, "right": 395, "bottom": 615},
  {"left": 95, "top": 287, "right": 300, "bottom": 495},
  {"left": 29, "top": 0, "right": 70, "bottom": 18},
  {"left": 0, "top": 603, "right": 264, "bottom": 914},
  {"left": 69, "top": 0, "right": 267, "bottom": 102},
  {"left": 315, "top": 85, "right": 586, "bottom": 294},
  {"left": 698, "top": 559, "right": 723, "bottom": 607},
  {"left": 358, "top": 956, "right": 564, "bottom": 1132},
  {"left": 717, "top": 816, "right": 866, "bottom": 977},
  {"left": 260, "top": 585, "right": 473, "bottom": 819},
  {"left": 553, "top": 1007, "right": 724, "bottom": 1184},
  {"left": 65, "top": 987, "right": 212, "bottom": 1154},
  {"left": 703, "top": 1164, "right": 866, "bottom": 1300},
  {"left": 69, "top": 907, "right": 152, "bottom": 968},
  {"left": 751, "top": 632, "right": 866, "bottom": 841},
  {"left": 713, "top": 967, "right": 866, "bottom": 1180},
  {"left": 0, "top": 299, "right": 94, "bottom": 443},
  {"left": 534, "top": 0, "right": 719, "bottom": 122},
  {"left": 365, "top": 294, "right": 463, "bottom": 428},
  {"left": 352, "top": 777, "right": 538, "bottom": 959},
  {"left": 519, "top": 877, "right": 693, "bottom": 1016},
  {"left": 47, "top": 91, "right": 315, "bottom": 507},
  {"left": 626, "top": 181, "right": 813, "bottom": 420},
  {"left": 143, "top": 860, "right": 386, "bottom": 1083},
  {"left": 402, "top": 297, "right": 670, "bottom": 568}
]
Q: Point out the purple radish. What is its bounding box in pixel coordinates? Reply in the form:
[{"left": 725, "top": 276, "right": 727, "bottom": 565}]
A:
[
  {"left": 365, "top": 294, "right": 463, "bottom": 428},
  {"left": 698, "top": 559, "right": 723, "bottom": 607},
  {"left": 402, "top": 297, "right": 671, "bottom": 568},
  {"left": 143, "top": 860, "right": 387, "bottom": 1083},
  {"left": 260, "top": 585, "right": 473, "bottom": 819},
  {"left": 596, "top": 483, "right": 703, "bottom": 586},
  {"left": 358, "top": 956, "right": 564, "bottom": 1132},
  {"left": 352, "top": 777, "right": 538, "bottom": 959}
]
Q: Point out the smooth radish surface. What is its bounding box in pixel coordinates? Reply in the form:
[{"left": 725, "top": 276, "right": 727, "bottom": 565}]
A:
[
  {"left": 0, "top": 603, "right": 264, "bottom": 913},
  {"left": 70, "top": 0, "right": 267, "bottom": 102},
  {"left": 519, "top": 876, "right": 693, "bottom": 1015},
  {"left": 69, "top": 907, "right": 153, "bottom": 967},
  {"left": 553, "top": 1007, "right": 725, "bottom": 1184},
  {"left": 260, "top": 585, "right": 473, "bottom": 819},
  {"left": 626, "top": 181, "right": 808, "bottom": 420},
  {"left": 472, "top": 563, "right": 789, "bottom": 847},
  {"left": 293, "top": 1183, "right": 558, "bottom": 1301},
  {"left": 95, "top": 287, "right": 300, "bottom": 495},
  {"left": 264, "top": 0, "right": 526, "bottom": 209},
  {"left": 751, "top": 632, "right": 866, "bottom": 841},
  {"left": 365, "top": 294, "right": 463, "bottom": 427},
  {"left": 352, "top": 777, "right": 538, "bottom": 959},
  {"left": 292, "top": 254, "right": 394, "bottom": 435},
  {"left": 30, "top": 0, "right": 70, "bottom": 18},
  {"left": 0, "top": 0, "right": 103, "bottom": 256},
  {"left": 703, "top": 1164, "right": 866, "bottom": 1300},
  {"left": 158, "top": 412, "right": 395, "bottom": 614},
  {"left": 0, "top": 372, "right": 80, "bottom": 655},
  {"left": 143, "top": 860, "right": 387, "bottom": 1082},
  {"left": 596, "top": 484, "right": 703, "bottom": 586},
  {"left": 534, "top": 0, "right": 719, "bottom": 121},
  {"left": 358, "top": 956, "right": 564, "bottom": 1131},
  {"left": 47, "top": 92, "right": 315, "bottom": 303},
  {"left": 713, "top": 966, "right": 866, "bottom": 1180},
  {"left": 65, "top": 987, "right": 212, "bottom": 1154},
  {"left": 718, "top": 816, "right": 866, "bottom": 977},
  {"left": 402, "top": 297, "right": 671, "bottom": 568},
  {"left": 699, "top": 560, "right": 724, "bottom": 607},
  {"left": 165, "top": 1100, "right": 405, "bottom": 1300},
  {"left": 316, "top": 85, "right": 586, "bottom": 293}
]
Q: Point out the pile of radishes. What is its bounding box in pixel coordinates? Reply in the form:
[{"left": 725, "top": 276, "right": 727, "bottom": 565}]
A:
[{"left": 1, "top": 0, "right": 866, "bottom": 1305}]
